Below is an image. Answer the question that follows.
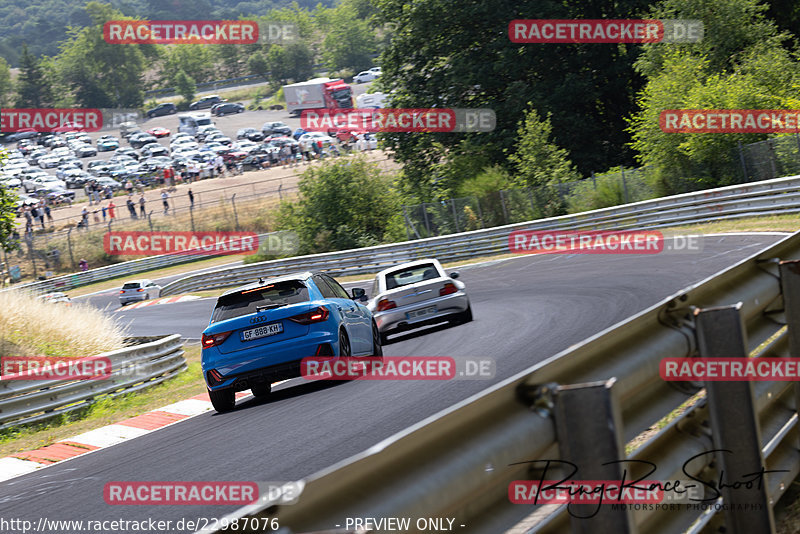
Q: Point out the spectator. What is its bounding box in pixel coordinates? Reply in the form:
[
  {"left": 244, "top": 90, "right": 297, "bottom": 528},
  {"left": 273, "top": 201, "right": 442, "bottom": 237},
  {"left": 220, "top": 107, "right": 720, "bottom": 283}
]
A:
[
  {"left": 301, "top": 140, "right": 311, "bottom": 163},
  {"left": 78, "top": 258, "right": 88, "bottom": 271},
  {"left": 125, "top": 180, "right": 134, "bottom": 195},
  {"left": 163, "top": 166, "right": 174, "bottom": 186},
  {"left": 44, "top": 204, "right": 52, "bottom": 223},
  {"left": 290, "top": 143, "right": 299, "bottom": 167},
  {"left": 215, "top": 155, "right": 225, "bottom": 176},
  {"left": 93, "top": 210, "right": 100, "bottom": 223},
  {"left": 108, "top": 201, "right": 116, "bottom": 219},
  {"left": 311, "top": 140, "right": 321, "bottom": 159},
  {"left": 188, "top": 188, "right": 194, "bottom": 208},
  {"left": 80, "top": 207, "right": 89, "bottom": 229},
  {"left": 139, "top": 195, "right": 146, "bottom": 218},
  {"left": 101, "top": 205, "right": 107, "bottom": 221},
  {"left": 161, "top": 190, "right": 170, "bottom": 214},
  {"left": 126, "top": 198, "right": 137, "bottom": 219},
  {"left": 37, "top": 204, "right": 45, "bottom": 229},
  {"left": 280, "top": 145, "right": 290, "bottom": 168},
  {"left": 84, "top": 183, "right": 93, "bottom": 205}
]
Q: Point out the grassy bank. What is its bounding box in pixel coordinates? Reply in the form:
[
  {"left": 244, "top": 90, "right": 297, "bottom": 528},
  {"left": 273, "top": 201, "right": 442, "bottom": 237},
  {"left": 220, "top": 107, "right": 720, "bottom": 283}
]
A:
[{"left": 0, "top": 290, "right": 126, "bottom": 360}]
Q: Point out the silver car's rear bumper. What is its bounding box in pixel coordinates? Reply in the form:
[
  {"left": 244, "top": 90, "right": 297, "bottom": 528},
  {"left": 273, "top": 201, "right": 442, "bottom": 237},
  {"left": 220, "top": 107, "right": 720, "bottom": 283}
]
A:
[{"left": 373, "top": 291, "right": 469, "bottom": 334}]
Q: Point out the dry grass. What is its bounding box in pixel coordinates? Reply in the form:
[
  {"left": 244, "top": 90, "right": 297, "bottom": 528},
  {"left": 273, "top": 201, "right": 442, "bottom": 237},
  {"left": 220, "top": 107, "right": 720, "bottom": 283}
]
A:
[{"left": 0, "top": 290, "right": 127, "bottom": 358}]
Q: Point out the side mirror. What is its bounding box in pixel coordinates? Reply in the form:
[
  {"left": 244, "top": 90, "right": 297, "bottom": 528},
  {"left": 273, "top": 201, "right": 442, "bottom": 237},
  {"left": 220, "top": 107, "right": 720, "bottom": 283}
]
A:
[
  {"left": 449, "top": 271, "right": 460, "bottom": 279},
  {"left": 352, "top": 287, "right": 368, "bottom": 301}
]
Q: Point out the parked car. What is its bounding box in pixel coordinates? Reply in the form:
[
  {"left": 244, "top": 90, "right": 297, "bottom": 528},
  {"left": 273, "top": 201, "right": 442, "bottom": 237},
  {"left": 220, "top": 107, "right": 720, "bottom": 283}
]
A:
[
  {"left": 262, "top": 121, "right": 292, "bottom": 136},
  {"left": 190, "top": 95, "right": 226, "bottom": 110},
  {"left": 97, "top": 135, "right": 120, "bottom": 151},
  {"left": 38, "top": 154, "right": 62, "bottom": 168},
  {"left": 146, "top": 103, "right": 177, "bottom": 118},
  {"left": 140, "top": 143, "right": 169, "bottom": 158},
  {"left": 353, "top": 70, "right": 379, "bottom": 84},
  {"left": 147, "top": 127, "right": 171, "bottom": 138},
  {"left": 236, "top": 128, "right": 265, "bottom": 142},
  {"left": 129, "top": 133, "right": 158, "bottom": 149},
  {"left": 24, "top": 174, "right": 67, "bottom": 193},
  {"left": 119, "top": 279, "right": 162, "bottom": 305},
  {"left": 211, "top": 102, "right": 245, "bottom": 116},
  {"left": 201, "top": 272, "right": 381, "bottom": 412},
  {"left": 366, "top": 258, "right": 472, "bottom": 344},
  {"left": 114, "top": 147, "right": 140, "bottom": 160},
  {"left": 73, "top": 143, "right": 98, "bottom": 158},
  {"left": 63, "top": 169, "right": 92, "bottom": 188},
  {"left": 298, "top": 132, "right": 336, "bottom": 146}
]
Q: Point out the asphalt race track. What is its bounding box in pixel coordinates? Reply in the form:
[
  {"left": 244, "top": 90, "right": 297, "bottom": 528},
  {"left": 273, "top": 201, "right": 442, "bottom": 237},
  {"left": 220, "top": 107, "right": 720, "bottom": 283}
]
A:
[{"left": 0, "top": 233, "right": 785, "bottom": 532}]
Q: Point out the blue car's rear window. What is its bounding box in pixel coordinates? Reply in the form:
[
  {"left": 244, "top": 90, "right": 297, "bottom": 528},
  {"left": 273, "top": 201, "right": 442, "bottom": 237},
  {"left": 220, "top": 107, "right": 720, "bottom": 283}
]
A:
[{"left": 210, "top": 280, "right": 309, "bottom": 323}]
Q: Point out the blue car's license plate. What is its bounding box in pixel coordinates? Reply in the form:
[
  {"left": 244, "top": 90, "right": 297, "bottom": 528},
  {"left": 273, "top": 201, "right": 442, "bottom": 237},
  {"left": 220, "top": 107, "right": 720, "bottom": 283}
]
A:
[{"left": 241, "top": 322, "right": 283, "bottom": 342}]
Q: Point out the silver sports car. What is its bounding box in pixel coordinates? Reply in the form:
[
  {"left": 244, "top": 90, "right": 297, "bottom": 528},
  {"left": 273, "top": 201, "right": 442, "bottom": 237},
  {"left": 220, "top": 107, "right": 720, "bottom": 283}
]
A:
[{"left": 366, "top": 258, "right": 472, "bottom": 344}]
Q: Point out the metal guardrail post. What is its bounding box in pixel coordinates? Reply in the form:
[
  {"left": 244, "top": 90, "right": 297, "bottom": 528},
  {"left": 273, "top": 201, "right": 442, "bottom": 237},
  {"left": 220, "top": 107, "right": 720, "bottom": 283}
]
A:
[
  {"left": 779, "top": 260, "right": 800, "bottom": 446},
  {"left": 554, "top": 378, "right": 636, "bottom": 534},
  {"left": 694, "top": 305, "right": 775, "bottom": 534},
  {"left": 231, "top": 193, "right": 240, "bottom": 231}
]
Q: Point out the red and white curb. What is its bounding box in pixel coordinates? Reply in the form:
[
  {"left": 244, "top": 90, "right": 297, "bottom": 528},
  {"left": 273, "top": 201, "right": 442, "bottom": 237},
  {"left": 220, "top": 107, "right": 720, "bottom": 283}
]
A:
[
  {"left": 120, "top": 295, "right": 201, "bottom": 309},
  {"left": 0, "top": 390, "right": 252, "bottom": 483}
]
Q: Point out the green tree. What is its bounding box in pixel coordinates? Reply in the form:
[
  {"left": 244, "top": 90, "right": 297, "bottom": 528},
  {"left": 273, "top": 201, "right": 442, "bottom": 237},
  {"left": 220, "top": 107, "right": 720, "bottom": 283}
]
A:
[
  {"left": 374, "top": 0, "right": 651, "bottom": 200},
  {"left": 160, "top": 45, "right": 214, "bottom": 87},
  {"left": 0, "top": 57, "right": 12, "bottom": 107},
  {"left": 635, "top": 0, "right": 787, "bottom": 77},
  {"left": 266, "top": 45, "right": 289, "bottom": 84},
  {"left": 0, "top": 150, "right": 18, "bottom": 254},
  {"left": 276, "top": 157, "right": 404, "bottom": 254},
  {"left": 14, "top": 45, "right": 53, "bottom": 107},
  {"left": 322, "top": 4, "right": 377, "bottom": 73},
  {"left": 174, "top": 70, "right": 197, "bottom": 106},
  {"left": 55, "top": 2, "right": 155, "bottom": 108},
  {"left": 628, "top": 0, "right": 800, "bottom": 193},
  {"left": 248, "top": 51, "right": 270, "bottom": 79},
  {"left": 284, "top": 41, "right": 314, "bottom": 81},
  {"left": 508, "top": 108, "right": 581, "bottom": 188}
]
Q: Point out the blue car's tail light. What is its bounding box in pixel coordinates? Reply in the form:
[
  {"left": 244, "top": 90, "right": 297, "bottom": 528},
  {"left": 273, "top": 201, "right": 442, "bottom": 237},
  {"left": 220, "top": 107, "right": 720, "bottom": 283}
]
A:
[
  {"left": 288, "top": 306, "right": 329, "bottom": 325},
  {"left": 202, "top": 331, "right": 232, "bottom": 348}
]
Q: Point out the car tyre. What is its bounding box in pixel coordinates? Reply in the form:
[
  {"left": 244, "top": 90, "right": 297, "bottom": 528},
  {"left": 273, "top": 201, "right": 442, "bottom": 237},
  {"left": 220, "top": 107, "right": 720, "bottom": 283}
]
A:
[
  {"left": 251, "top": 382, "right": 271, "bottom": 398},
  {"left": 339, "top": 328, "right": 351, "bottom": 357},
  {"left": 209, "top": 387, "right": 236, "bottom": 412},
  {"left": 454, "top": 304, "right": 473, "bottom": 324},
  {"left": 371, "top": 321, "right": 383, "bottom": 357}
]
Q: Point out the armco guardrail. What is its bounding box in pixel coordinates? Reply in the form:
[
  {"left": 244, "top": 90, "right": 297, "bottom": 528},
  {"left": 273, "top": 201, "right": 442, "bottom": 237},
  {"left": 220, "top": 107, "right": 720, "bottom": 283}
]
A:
[
  {"left": 5, "top": 232, "right": 280, "bottom": 296},
  {"left": 164, "top": 174, "right": 800, "bottom": 295},
  {"left": 0, "top": 335, "right": 185, "bottom": 430},
  {"left": 201, "top": 231, "right": 800, "bottom": 534}
]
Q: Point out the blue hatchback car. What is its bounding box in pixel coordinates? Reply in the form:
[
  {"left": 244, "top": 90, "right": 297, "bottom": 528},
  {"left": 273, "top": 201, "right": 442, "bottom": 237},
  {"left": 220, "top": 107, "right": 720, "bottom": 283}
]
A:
[{"left": 201, "top": 271, "right": 381, "bottom": 412}]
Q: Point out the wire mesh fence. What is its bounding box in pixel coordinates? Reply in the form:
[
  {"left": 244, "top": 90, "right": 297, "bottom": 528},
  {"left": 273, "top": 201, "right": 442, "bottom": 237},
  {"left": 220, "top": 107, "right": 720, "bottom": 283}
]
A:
[{"left": 739, "top": 134, "right": 800, "bottom": 182}]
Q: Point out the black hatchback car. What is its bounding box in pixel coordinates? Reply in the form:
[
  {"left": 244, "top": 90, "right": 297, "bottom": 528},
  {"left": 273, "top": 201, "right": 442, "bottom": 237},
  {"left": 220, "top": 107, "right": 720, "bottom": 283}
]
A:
[
  {"left": 190, "top": 95, "right": 226, "bottom": 110},
  {"left": 146, "top": 103, "right": 177, "bottom": 118},
  {"left": 211, "top": 103, "right": 245, "bottom": 116}
]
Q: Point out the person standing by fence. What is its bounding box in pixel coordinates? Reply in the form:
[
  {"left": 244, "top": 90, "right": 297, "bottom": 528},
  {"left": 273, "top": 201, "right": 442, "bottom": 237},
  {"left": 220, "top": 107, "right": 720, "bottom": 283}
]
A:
[
  {"left": 139, "top": 195, "right": 146, "bottom": 218},
  {"left": 161, "top": 190, "right": 170, "bottom": 214},
  {"left": 188, "top": 189, "right": 194, "bottom": 208}
]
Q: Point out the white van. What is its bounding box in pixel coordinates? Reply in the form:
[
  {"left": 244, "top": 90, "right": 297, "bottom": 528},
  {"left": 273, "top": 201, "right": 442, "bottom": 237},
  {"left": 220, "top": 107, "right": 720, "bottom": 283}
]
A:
[{"left": 178, "top": 112, "right": 214, "bottom": 136}]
